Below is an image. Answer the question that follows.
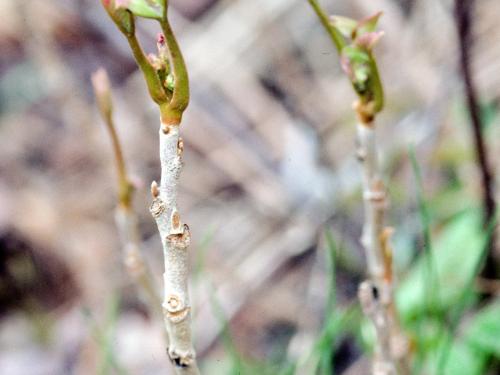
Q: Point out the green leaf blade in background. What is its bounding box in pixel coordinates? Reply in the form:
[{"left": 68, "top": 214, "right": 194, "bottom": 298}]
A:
[
  {"left": 436, "top": 339, "right": 487, "bottom": 375},
  {"left": 465, "top": 301, "right": 500, "bottom": 356},
  {"left": 397, "top": 210, "right": 484, "bottom": 321}
]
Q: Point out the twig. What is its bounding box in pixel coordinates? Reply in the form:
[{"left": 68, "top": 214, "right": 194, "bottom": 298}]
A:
[
  {"left": 358, "top": 281, "right": 396, "bottom": 375},
  {"left": 91, "top": 68, "right": 162, "bottom": 315},
  {"left": 454, "top": 0, "right": 497, "bottom": 279},
  {"left": 355, "top": 104, "right": 408, "bottom": 374},
  {"left": 149, "top": 131, "right": 197, "bottom": 371},
  {"left": 100, "top": 1, "right": 199, "bottom": 372},
  {"left": 355, "top": 110, "right": 386, "bottom": 281},
  {"left": 307, "top": 2, "right": 409, "bottom": 373}
]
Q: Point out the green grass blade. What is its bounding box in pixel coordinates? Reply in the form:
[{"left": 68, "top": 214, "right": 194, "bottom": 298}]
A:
[
  {"left": 409, "top": 145, "right": 441, "bottom": 316},
  {"left": 324, "top": 230, "right": 338, "bottom": 318}
]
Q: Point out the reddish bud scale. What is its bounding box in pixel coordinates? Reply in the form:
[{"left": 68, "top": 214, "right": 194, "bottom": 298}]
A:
[{"left": 157, "top": 33, "right": 165, "bottom": 46}]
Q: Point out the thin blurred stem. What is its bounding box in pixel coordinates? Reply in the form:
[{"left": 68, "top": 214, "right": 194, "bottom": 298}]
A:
[
  {"left": 355, "top": 114, "right": 397, "bottom": 375},
  {"left": 307, "top": 0, "right": 345, "bottom": 52},
  {"left": 454, "top": 0, "right": 497, "bottom": 278},
  {"left": 102, "top": 109, "right": 133, "bottom": 209},
  {"left": 92, "top": 69, "right": 163, "bottom": 319},
  {"left": 355, "top": 102, "right": 409, "bottom": 375},
  {"left": 308, "top": 2, "right": 408, "bottom": 371}
]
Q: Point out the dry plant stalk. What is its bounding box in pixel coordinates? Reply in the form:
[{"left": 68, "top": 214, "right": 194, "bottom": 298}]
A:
[
  {"left": 308, "top": 1, "right": 408, "bottom": 373},
  {"left": 100, "top": 1, "right": 199, "bottom": 373},
  {"left": 91, "top": 68, "right": 162, "bottom": 314},
  {"left": 454, "top": 0, "right": 498, "bottom": 279}
]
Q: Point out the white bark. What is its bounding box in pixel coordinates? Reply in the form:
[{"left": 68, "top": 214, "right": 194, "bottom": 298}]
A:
[
  {"left": 359, "top": 281, "right": 396, "bottom": 375},
  {"left": 149, "top": 124, "right": 200, "bottom": 375},
  {"left": 356, "top": 120, "right": 405, "bottom": 374},
  {"left": 356, "top": 122, "right": 386, "bottom": 281}
]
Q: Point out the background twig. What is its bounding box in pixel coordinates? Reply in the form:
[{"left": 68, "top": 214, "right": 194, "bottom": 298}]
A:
[{"left": 454, "top": 0, "right": 498, "bottom": 279}]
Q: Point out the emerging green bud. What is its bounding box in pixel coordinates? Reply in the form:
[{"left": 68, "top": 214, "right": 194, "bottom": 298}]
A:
[
  {"left": 116, "top": 0, "right": 164, "bottom": 20},
  {"left": 165, "top": 74, "right": 175, "bottom": 92},
  {"left": 326, "top": 11, "right": 385, "bottom": 114},
  {"left": 157, "top": 33, "right": 169, "bottom": 62}
]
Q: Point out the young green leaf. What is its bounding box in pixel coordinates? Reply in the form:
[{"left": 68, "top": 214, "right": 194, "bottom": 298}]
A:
[
  {"left": 397, "top": 210, "right": 484, "bottom": 321},
  {"left": 116, "top": 0, "right": 164, "bottom": 20},
  {"left": 433, "top": 337, "right": 486, "bottom": 375},
  {"left": 101, "top": 0, "right": 135, "bottom": 36},
  {"left": 329, "top": 15, "right": 357, "bottom": 39},
  {"left": 465, "top": 301, "right": 500, "bottom": 356},
  {"left": 355, "top": 12, "right": 382, "bottom": 37}
]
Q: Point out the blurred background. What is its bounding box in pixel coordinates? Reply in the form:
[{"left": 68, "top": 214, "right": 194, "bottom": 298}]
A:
[{"left": 0, "top": 0, "right": 499, "bottom": 374}]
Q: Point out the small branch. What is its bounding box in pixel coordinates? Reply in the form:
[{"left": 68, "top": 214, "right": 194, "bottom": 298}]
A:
[
  {"left": 106, "top": 119, "right": 130, "bottom": 207},
  {"left": 355, "top": 110, "right": 394, "bottom": 373},
  {"left": 92, "top": 68, "right": 132, "bottom": 208},
  {"left": 355, "top": 103, "right": 410, "bottom": 374},
  {"left": 99, "top": 2, "right": 199, "bottom": 371},
  {"left": 152, "top": 6, "right": 198, "bottom": 373},
  {"left": 150, "top": 126, "right": 199, "bottom": 374},
  {"left": 307, "top": 3, "right": 408, "bottom": 371},
  {"left": 454, "top": 0, "right": 497, "bottom": 278},
  {"left": 355, "top": 110, "right": 385, "bottom": 281},
  {"left": 92, "top": 68, "right": 163, "bottom": 318},
  {"left": 359, "top": 281, "right": 396, "bottom": 375}
]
